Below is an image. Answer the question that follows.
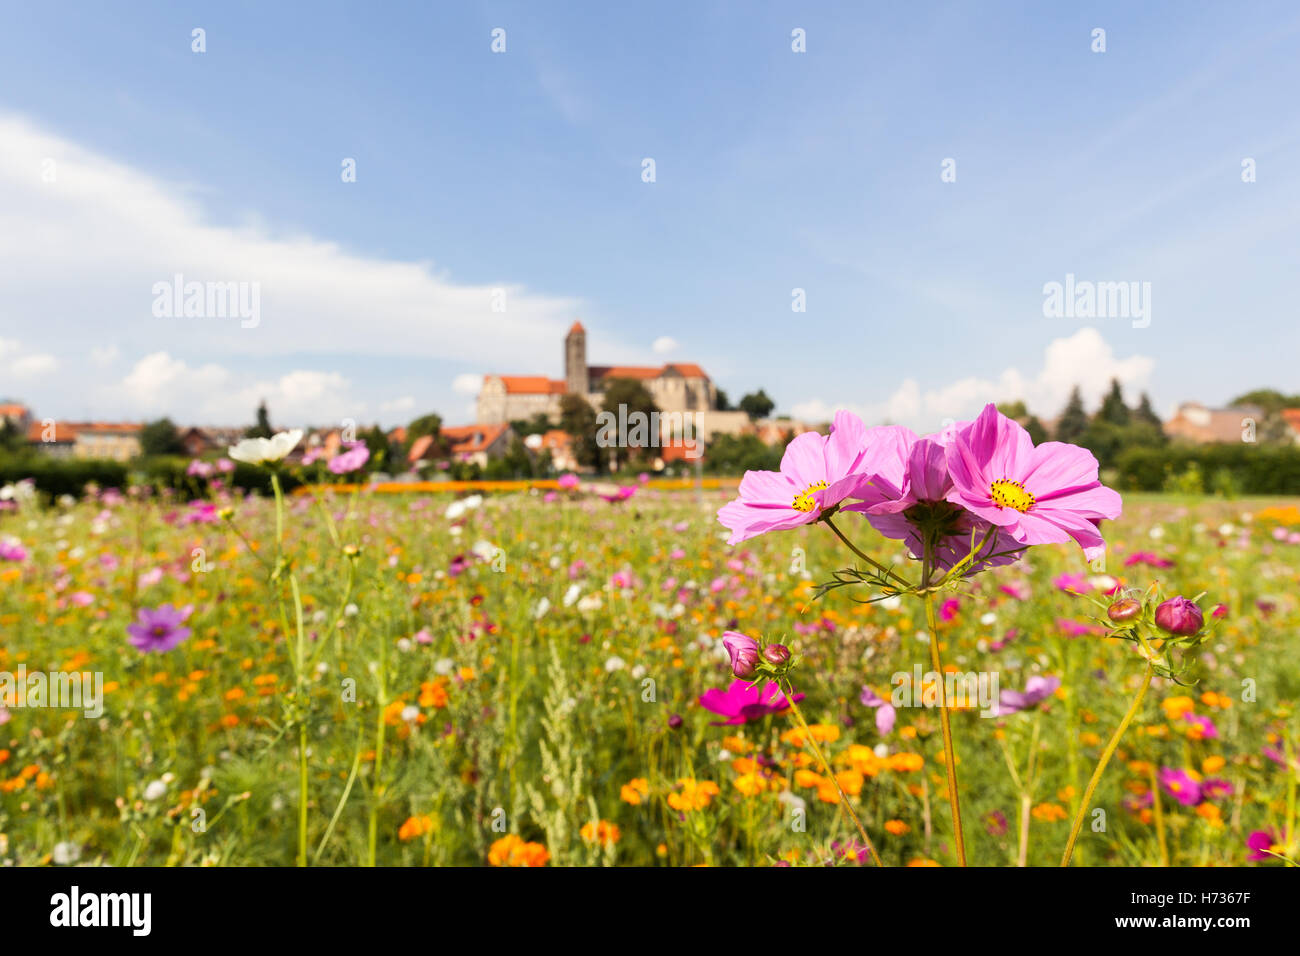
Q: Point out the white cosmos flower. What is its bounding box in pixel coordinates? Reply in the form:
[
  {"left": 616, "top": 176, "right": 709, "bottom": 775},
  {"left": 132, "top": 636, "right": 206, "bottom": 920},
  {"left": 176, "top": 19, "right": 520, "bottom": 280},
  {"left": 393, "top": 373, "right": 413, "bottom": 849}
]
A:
[
  {"left": 228, "top": 429, "right": 304, "bottom": 464},
  {"left": 563, "top": 584, "right": 582, "bottom": 607},
  {"left": 534, "top": 597, "right": 551, "bottom": 619},
  {"left": 143, "top": 779, "right": 167, "bottom": 801}
]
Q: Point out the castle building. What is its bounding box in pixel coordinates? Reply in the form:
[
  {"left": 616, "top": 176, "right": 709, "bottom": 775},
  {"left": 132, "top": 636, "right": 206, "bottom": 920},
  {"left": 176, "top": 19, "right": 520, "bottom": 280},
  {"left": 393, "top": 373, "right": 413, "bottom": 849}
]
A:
[{"left": 476, "top": 322, "right": 719, "bottom": 424}]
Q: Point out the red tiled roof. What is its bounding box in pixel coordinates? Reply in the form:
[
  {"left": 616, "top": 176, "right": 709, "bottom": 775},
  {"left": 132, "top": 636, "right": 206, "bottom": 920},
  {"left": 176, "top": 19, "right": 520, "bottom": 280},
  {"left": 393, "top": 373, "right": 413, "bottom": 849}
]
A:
[
  {"left": 407, "top": 433, "right": 434, "bottom": 463},
  {"left": 1282, "top": 409, "right": 1300, "bottom": 434},
  {"left": 588, "top": 365, "right": 661, "bottom": 381},
  {"left": 0, "top": 403, "right": 29, "bottom": 418},
  {"left": 538, "top": 429, "right": 571, "bottom": 451},
  {"left": 441, "top": 423, "right": 509, "bottom": 455},
  {"left": 498, "top": 376, "right": 567, "bottom": 395},
  {"left": 569, "top": 320, "right": 585, "bottom": 334},
  {"left": 27, "top": 421, "right": 77, "bottom": 442},
  {"left": 588, "top": 363, "right": 710, "bottom": 382}
]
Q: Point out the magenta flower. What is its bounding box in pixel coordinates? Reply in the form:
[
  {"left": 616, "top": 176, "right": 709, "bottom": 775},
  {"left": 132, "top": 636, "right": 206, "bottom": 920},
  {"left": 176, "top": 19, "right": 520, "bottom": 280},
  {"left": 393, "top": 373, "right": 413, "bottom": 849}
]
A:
[
  {"left": 717, "top": 411, "right": 884, "bottom": 545},
  {"left": 328, "top": 441, "right": 370, "bottom": 475},
  {"left": 993, "top": 675, "right": 1061, "bottom": 716},
  {"left": 721, "top": 631, "right": 760, "bottom": 678},
  {"left": 0, "top": 537, "right": 26, "bottom": 562},
  {"left": 1182, "top": 712, "right": 1219, "bottom": 740},
  {"left": 699, "top": 680, "right": 803, "bottom": 725},
  {"left": 1157, "top": 767, "right": 1202, "bottom": 807},
  {"left": 1247, "top": 829, "right": 1284, "bottom": 862},
  {"left": 557, "top": 473, "right": 580, "bottom": 490},
  {"left": 1154, "top": 596, "right": 1203, "bottom": 636},
  {"left": 1124, "top": 551, "right": 1175, "bottom": 568},
  {"left": 127, "top": 604, "right": 193, "bottom": 653},
  {"left": 946, "top": 404, "right": 1122, "bottom": 562}
]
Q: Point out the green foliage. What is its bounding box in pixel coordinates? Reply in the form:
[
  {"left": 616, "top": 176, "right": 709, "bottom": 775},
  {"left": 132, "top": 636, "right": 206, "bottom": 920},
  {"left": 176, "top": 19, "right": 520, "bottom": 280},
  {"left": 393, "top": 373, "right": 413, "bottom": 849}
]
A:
[
  {"left": 1054, "top": 386, "right": 1089, "bottom": 443},
  {"left": 139, "top": 418, "right": 186, "bottom": 457},
  {"left": 738, "top": 388, "right": 775, "bottom": 421},
  {"left": 1117, "top": 443, "right": 1300, "bottom": 494},
  {"left": 0, "top": 454, "right": 128, "bottom": 497},
  {"left": 703, "top": 433, "right": 784, "bottom": 474},
  {"left": 245, "top": 401, "right": 274, "bottom": 439},
  {"left": 559, "top": 394, "right": 602, "bottom": 471}
]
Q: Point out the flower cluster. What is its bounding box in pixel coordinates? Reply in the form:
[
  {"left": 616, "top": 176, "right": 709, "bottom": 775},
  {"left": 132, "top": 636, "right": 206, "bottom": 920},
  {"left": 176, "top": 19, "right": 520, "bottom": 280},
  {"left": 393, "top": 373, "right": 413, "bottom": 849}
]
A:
[{"left": 718, "top": 403, "right": 1122, "bottom": 574}]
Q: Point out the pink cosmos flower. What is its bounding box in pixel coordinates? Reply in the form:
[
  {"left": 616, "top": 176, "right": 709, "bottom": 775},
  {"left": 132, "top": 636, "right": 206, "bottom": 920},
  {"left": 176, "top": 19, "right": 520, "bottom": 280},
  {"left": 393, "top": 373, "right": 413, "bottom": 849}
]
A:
[
  {"left": 698, "top": 680, "right": 803, "bottom": 725},
  {"left": 717, "top": 411, "right": 883, "bottom": 545},
  {"left": 557, "top": 473, "right": 580, "bottom": 490},
  {"left": 844, "top": 426, "right": 1024, "bottom": 574},
  {"left": 127, "top": 604, "right": 193, "bottom": 653},
  {"left": 0, "top": 537, "right": 26, "bottom": 562},
  {"left": 946, "top": 404, "right": 1122, "bottom": 562},
  {"left": 328, "top": 441, "right": 370, "bottom": 475},
  {"left": 1247, "top": 829, "right": 1284, "bottom": 862}
]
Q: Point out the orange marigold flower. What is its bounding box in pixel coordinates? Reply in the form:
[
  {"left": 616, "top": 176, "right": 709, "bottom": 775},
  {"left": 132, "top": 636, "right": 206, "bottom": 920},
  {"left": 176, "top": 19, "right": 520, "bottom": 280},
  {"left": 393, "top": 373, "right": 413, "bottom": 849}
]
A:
[
  {"left": 885, "top": 819, "right": 910, "bottom": 836},
  {"left": 398, "top": 814, "right": 433, "bottom": 842},
  {"left": 620, "top": 778, "right": 650, "bottom": 805},
  {"left": 580, "top": 820, "right": 621, "bottom": 846}
]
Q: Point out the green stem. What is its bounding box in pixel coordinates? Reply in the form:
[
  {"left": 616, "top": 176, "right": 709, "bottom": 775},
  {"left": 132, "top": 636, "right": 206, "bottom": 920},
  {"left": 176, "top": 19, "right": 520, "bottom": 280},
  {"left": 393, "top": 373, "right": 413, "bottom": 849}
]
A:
[
  {"left": 1061, "top": 662, "right": 1154, "bottom": 866},
  {"left": 922, "top": 583, "right": 967, "bottom": 865},
  {"left": 782, "top": 681, "right": 882, "bottom": 867},
  {"left": 824, "top": 514, "right": 912, "bottom": 590}
]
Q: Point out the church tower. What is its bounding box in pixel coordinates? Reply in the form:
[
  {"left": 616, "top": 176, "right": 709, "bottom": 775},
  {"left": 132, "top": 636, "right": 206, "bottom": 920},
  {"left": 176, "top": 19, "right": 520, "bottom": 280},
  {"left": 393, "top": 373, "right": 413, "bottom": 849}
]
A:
[{"left": 564, "top": 320, "right": 588, "bottom": 396}]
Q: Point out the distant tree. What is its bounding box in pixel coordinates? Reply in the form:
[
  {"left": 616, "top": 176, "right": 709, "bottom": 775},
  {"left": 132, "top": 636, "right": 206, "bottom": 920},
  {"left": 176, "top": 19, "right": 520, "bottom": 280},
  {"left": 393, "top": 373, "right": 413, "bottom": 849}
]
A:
[
  {"left": 601, "top": 377, "right": 660, "bottom": 466},
  {"left": 739, "top": 389, "right": 775, "bottom": 421},
  {"left": 1055, "top": 387, "right": 1089, "bottom": 443},
  {"left": 140, "top": 418, "right": 185, "bottom": 456},
  {"left": 244, "top": 401, "right": 273, "bottom": 439},
  {"left": 403, "top": 412, "right": 446, "bottom": 460},
  {"left": 715, "top": 388, "right": 731, "bottom": 411},
  {"left": 996, "top": 400, "right": 1049, "bottom": 445},
  {"left": 509, "top": 412, "right": 553, "bottom": 438},
  {"left": 559, "top": 394, "right": 602, "bottom": 471},
  {"left": 355, "top": 425, "right": 393, "bottom": 472},
  {"left": 1133, "top": 392, "right": 1165, "bottom": 432},
  {"left": 0, "top": 419, "right": 26, "bottom": 455},
  {"left": 1229, "top": 388, "right": 1300, "bottom": 413},
  {"left": 703, "top": 433, "right": 784, "bottom": 474},
  {"left": 1097, "top": 378, "right": 1131, "bottom": 427}
]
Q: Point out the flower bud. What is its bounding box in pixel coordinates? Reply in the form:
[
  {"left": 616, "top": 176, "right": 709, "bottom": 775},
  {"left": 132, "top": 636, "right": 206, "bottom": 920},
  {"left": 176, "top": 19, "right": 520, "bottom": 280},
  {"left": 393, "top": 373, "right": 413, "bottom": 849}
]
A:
[
  {"left": 1107, "top": 598, "right": 1142, "bottom": 623},
  {"left": 721, "top": 631, "right": 759, "bottom": 678},
  {"left": 1154, "top": 596, "right": 1203, "bottom": 636},
  {"left": 763, "top": 643, "right": 791, "bottom": 666}
]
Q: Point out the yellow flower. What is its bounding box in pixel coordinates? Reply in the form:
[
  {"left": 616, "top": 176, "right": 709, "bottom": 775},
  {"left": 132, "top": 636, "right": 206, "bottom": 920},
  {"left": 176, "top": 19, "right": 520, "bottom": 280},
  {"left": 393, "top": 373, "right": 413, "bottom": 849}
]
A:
[{"left": 1161, "top": 695, "right": 1195, "bottom": 721}]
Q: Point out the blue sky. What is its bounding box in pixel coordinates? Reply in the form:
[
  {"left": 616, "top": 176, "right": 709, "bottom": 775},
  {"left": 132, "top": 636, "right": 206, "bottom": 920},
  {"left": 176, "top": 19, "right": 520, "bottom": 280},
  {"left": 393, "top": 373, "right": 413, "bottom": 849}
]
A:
[{"left": 1, "top": 0, "right": 1298, "bottom": 429}]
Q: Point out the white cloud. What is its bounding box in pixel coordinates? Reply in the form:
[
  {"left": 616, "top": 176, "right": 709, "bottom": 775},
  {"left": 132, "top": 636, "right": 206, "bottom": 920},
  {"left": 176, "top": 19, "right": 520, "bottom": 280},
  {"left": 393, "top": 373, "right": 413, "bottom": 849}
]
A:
[
  {"left": 452, "top": 373, "right": 483, "bottom": 396},
  {"left": 90, "top": 345, "right": 119, "bottom": 366},
  {"left": 652, "top": 336, "right": 679, "bottom": 355},
  {"left": 0, "top": 112, "right": 639, "bottom": 374},
  {"left": 9, "top": 353, "right": 57, "bottom": 377},
  {"left": 790, "top": 328, "right": 1154, "bottom": 431}
]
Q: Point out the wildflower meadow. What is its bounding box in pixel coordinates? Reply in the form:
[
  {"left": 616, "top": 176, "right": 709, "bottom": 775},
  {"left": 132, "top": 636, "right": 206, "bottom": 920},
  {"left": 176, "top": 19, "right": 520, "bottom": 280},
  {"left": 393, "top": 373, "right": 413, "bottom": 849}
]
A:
[{"left": 1, "top": 409, "right": 1296, "bottom": 869}]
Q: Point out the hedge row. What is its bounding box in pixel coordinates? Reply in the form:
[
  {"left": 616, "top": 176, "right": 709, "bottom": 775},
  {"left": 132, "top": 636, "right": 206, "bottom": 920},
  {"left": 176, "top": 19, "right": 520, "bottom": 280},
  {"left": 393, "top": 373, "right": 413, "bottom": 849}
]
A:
[
  {"left": 1115, "top": 443, "right": 1300, "bottom": 494},
  {"left": 0, "top": 454, "right": 305, "bottom": 499}
]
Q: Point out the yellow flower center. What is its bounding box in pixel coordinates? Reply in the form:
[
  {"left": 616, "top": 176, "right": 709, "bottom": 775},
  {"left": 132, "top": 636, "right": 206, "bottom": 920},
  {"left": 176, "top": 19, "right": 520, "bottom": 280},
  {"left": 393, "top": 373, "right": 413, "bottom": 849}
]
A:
[
  {"left": 792, "top": 480, "right": 829, "bottom": 513},
  {"left": 989, "top": 478, "right": 1035, "bottom": 513}
]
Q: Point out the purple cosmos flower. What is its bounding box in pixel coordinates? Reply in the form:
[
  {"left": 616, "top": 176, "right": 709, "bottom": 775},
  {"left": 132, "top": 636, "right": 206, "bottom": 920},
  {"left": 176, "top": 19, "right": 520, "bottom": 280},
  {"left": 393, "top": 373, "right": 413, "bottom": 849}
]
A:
[
  {"left": 721, "top": 631, "right": 759, "bottom": 678},
  {"left": 127, "top": 604, "right": 193, "bottom": 653},
  {"left": 945, "top": 404, "right": 1122, "bottom": 562},
  {"left": 1157, "top": 767, "right": 1202, "bottom": 807},
  {"left": 859, "top": 686, "right": 897, "bottom": 735},
  {"left": 328, "top": 441, "right": 370, "bottom": 475},
  {"left": 699, "top": 680, "right": 804, "bottom": 726},
  {"left": 557, "top": 473, "right": 580, "bottom": 490},
  {"left": 994, "top": 675, "right": 1061, "bottom": 716},
  {"left": 1182, "top": 712, "right": 1219, "bottom": 740},
  {"left": 717, "top": 411, "right": 886, "bottom": 545}
]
